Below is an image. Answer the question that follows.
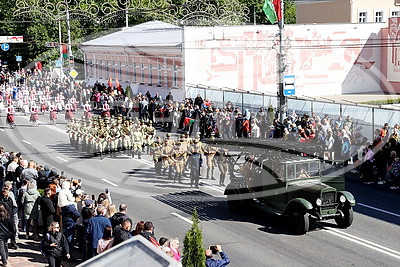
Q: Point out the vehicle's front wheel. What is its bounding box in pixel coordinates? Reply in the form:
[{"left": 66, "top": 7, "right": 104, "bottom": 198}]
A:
[
  {"left": 335, "top": 206, "right": 354, "bottom": 228},
  {"left": 290, "top": 208, "right": 309, "bottom": 235}
]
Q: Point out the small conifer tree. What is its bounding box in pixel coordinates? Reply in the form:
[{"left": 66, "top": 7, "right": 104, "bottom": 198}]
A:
[{"left": 182, "top": 208, "right": 205, "bottom": 267}]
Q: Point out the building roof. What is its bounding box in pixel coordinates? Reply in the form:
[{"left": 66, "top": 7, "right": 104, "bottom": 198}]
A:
[{"left": 81, "top": 20, "right": 182, "bottom": 47}]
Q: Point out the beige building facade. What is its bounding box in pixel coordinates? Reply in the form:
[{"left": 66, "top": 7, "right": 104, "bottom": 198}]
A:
[{"left": 297, "top": 0, "right": 400, "bottom": 24}]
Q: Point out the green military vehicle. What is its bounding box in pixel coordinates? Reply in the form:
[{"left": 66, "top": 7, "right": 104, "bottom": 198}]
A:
[{"left": 214, "top": 139, "right": 356, "bottom": 234}]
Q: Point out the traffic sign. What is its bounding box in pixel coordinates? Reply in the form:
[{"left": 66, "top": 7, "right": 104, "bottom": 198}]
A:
[
  {"left": 16, "top": 56, "right": 22, "bottom": 62},
  {"left": 283, "top": 75, "right": 295, "bottom": 96},
  {"left": 69, "top": 69, "right": 78, "bottom": 79},
  {"left": 46, "top": 42, "right": 59, "bottom": 48},
  {"left": 0, "top": 36, "right": 23, "bottom": 43},
  {"left": 1, "top": 43, "right": 10, "bottom": 51},
  {"left": 55, "top": 60, "right": 62, "bottom": 68}
]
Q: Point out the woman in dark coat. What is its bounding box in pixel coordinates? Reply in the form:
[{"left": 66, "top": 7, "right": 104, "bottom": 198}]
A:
[
  {"left": 0, "top": 203, "right": 15, "bottom": 266},
  {"left": 40, "top": 188, "right": 56, "bottom": 229},
  {"left": 42, "top": 221, "right": 70, "bottom": 267}
]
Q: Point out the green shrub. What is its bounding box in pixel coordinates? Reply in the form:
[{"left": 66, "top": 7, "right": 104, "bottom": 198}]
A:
[{"left": 182, "top": 208, "right": 206, "bottom": 267}]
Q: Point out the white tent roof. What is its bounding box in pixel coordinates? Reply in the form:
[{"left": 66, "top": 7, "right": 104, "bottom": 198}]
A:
[{"left": 81, "top": 20, "right": 182, "bottom": 47}]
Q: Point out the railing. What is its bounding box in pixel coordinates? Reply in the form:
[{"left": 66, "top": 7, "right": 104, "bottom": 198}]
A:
[{"left": 186, "top": 84, "right": 400, "bottom": 141}]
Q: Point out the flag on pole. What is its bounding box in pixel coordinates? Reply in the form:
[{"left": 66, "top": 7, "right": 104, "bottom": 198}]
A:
[
  {"left": 108, "top": 77, "right": 113, "bottom": 88},
  {"left": 115, "top": 78, "right": 120, "bottom": 88},
  {"left": 262, "top": 0, "right": 282, "bottom": 24}
]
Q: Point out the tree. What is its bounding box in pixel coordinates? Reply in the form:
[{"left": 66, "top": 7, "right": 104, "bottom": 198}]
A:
[
  {"left": 239, "top": 0, "right": 296, "bottom": 25},
  {"left": 182, "top": 208, "right": 206, "bottom": 267}
]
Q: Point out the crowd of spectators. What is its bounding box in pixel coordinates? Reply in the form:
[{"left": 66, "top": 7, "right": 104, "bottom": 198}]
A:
[{"left": 0, "top": 146, "right": 190, "bottom": 266}]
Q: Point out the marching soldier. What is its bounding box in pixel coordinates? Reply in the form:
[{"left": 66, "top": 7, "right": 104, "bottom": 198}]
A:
[
  {"left": 172, "top": 142, "right": 186, "bottom": 183},
  {"left": 102, "top": 102, "right": 111, "bottom": 118},
  {"left": 30, "top": 105, "right": 39, "bottom": 127},
  {"left": 65, "top": 102, "right": 74, "bottom": 121},
  {"left": 188, "top": 138, "right": 204, "bottom": 188},
  {"left": 83, "top": 101, "right": 92, "bottom": 120},
  {"left": 6, "top": 105, "right": 15, "bottom": 129},
  {"left": 151, "top": 136, "right": 163, "bottom": 176},
  {"left": 161, "top": 139, "right": 174, "bottom": 179},
  {"left": 49, "top": 103, "right": 57, "bottom": 124},
  {"left": 216, "top": 148, "right": 229, "bottom": 186},
  {"left": 121, "top": 120, "right": 132, "bottom": 154},
  {"left": 204, "top": 140, "right": 217, "bottom": 180},
  {"left": 132, "top": 124, "right": 144, "bottom": 159}
]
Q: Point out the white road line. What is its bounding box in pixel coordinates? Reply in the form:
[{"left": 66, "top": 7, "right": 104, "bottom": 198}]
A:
[
  {"left": 200, "top": 182, "right": 225, "bottom": 193},
  {"left": 22, "top": 140, "right": 31, "bottom": 145},
  {"left": 19, "top": 116, "right": 68, "bottom": 135},
  {"left": 101, "top": 178, "right": 119, "bottom": 187},
  {"left": 323, "top": 227, "right": 400, "bottom": 260},
  {"left": 171, "top": 212, "right": 193, "bottom": 225},
  {"left": 56, "top": 156, "right": 68, "bottom": 163},
  {"left": 0, "top": 129, "right": 4, "bottom": 132},
  {"left": 134, "top": 158, "right": 154, "bottom": 167},
  {"left": 358, "top": 203, "right": 400, "bottom": 218}
]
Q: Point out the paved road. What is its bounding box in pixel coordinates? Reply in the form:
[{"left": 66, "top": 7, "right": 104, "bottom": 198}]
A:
[{"left": 1, "top": 113, "right": 400, "bottom": 266}]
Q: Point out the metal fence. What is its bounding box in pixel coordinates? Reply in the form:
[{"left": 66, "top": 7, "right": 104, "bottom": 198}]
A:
[{"left": 186, "top": 85, "right": 400, "bottom": 141}]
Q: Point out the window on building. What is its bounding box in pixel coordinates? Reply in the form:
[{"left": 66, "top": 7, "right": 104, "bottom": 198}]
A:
[
  {"left": 375, "top": 11, "right": 384, "bottom": 22},
  {"left": 99, "top": 60, "right": 102, "bottom": 78},
  {"left": 88, "top": 60, "right": 92, "bottom": 77},
  {"left": 392, "top": 11, "right": 400, "bottom": 17},
  {"left": 358, "top": 12, "right": 367, "bottom": 23},
  {"left": 106, "top": 61, "right": 109, "bottom": 78},
  {"left": 172, "top": 64, "right": 178, "bottom": 87},
  {"left": 119, "top": 62, "right": 122, "bottom": 80},
  {"left": 140, "top": 63, "right": 144, "bottom": 83},
  {"left": 158, "top": 64, "right": 162, "bottom": 86},
  {"left": 149, "top": 64, "right": 153, "bottom": 85},
  {"left": 133, "top": 62, "right": 137, "bottom": 82}
]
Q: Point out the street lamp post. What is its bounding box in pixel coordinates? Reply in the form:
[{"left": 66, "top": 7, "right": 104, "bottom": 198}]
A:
[
  {"left": 278, "top": 0, "right": 286, "bottom": 123},
  {"left": 65, "top": 4, "right": 74, "bottom": 91}
]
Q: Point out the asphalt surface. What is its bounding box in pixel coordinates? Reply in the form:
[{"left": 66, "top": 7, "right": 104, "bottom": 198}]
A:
[{"left": 1, "top": 112, "right": 400, "bottom": 266}]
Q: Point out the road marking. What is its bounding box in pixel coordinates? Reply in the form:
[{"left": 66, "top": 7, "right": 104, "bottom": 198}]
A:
[
  {"left": 19, "top": 116, "right": 68, "bottom": 135},
  {"left": 358, "top": 203, "right": 400, "bottom": 218},
  {"left": 56, "top": 156, "right": 68, "bottom": 163},
  {"left": 134, "top": 158, "right": 154, "bottom": 167},
  {"left": 101, "top": 178, "right": 119, "bottom": 187},
  {"left": 0, "top": 129, "right": 4, "bottom": 132},
  {"left": 171, "top": 212, "right": 193, "bottom": 225},
  {"left": 22, "top": 140, "right": 31, "bottom": 145},
  {"left": 323, "top": 227, "right": 400, "bottom": 260},
  {"left": 200, "top": 182, "right": 225, "bottom": 193}
]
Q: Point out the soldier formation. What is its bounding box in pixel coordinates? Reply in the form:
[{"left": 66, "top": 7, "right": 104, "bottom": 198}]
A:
[
  {"left": 66, "top": 115, "right": 156, "bottom": 160},
  {"left": 150, "top": 134, "right": 232, "bottom": 188}
]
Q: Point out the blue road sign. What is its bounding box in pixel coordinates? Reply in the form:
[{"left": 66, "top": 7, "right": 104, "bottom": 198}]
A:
[
  {"left": 55, "top": 60, "right": 63, "bottom": 68},
  {"left": 16, "top": 56, "right": 22, "bottom": 62},
  {"left": 284, "top": 89, "right": 295, "bottom": 96},
  {"left": 283, "top": 75, "right": 295, "bottom": 96},
  {"left": 1, "top": 43, "right": 9, "bottom": 51}
]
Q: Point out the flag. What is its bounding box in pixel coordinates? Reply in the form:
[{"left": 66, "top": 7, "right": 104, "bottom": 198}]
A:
[
  {"left": 262, "top": 0, "right": 282, "bottom": 24},
  {"left": 184, "top": 117, "right": 195, "bottom": 127},
  {"left": 115, "top": 78, "right": 120, "bottom": 88},
  {"left": 108, "top": 77, "right": 112, "bottom": 88}
]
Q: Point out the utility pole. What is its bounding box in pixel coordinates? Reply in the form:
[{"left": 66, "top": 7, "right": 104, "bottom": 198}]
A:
[
  {"left": 66, "top": 3, "right": 74, "bottom": 91},
  {"left": 278, "top": 0, "right": 286, "bottom": 122},
  {"left": 58, "top": 20, "right": 63, "bottom": 82}
]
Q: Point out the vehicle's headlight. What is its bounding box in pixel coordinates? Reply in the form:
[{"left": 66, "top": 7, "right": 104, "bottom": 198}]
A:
[
  {"left": 316, "top": 198, "right": 322, "bottom": 206},
  {"left": 340, "top": 195, "right": 346, "bottom": 203}
]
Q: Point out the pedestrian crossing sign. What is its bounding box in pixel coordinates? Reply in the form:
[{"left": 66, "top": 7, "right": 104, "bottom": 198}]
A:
[{"left": 69, "top": 69, "right": 78, "bottom": 79}]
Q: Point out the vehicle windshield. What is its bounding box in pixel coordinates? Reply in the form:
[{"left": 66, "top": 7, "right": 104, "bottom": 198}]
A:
[{"left": 286, "top": 161, "right": 320, "bottom": 180}]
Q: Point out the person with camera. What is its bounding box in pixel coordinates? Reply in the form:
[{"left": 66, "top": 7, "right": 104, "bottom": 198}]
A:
[{"left": 205, "top": 245, "right": 230, "bottom": 267}]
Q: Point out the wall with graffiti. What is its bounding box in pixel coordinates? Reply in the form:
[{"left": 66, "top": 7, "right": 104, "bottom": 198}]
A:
[{"left": 184, "top": 23, "right": 385, "bottom": 96}]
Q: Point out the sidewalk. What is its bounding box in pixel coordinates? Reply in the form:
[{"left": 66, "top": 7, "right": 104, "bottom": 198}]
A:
[{"left": 8, "top": 237, "right": 46, "bottom": 267}]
